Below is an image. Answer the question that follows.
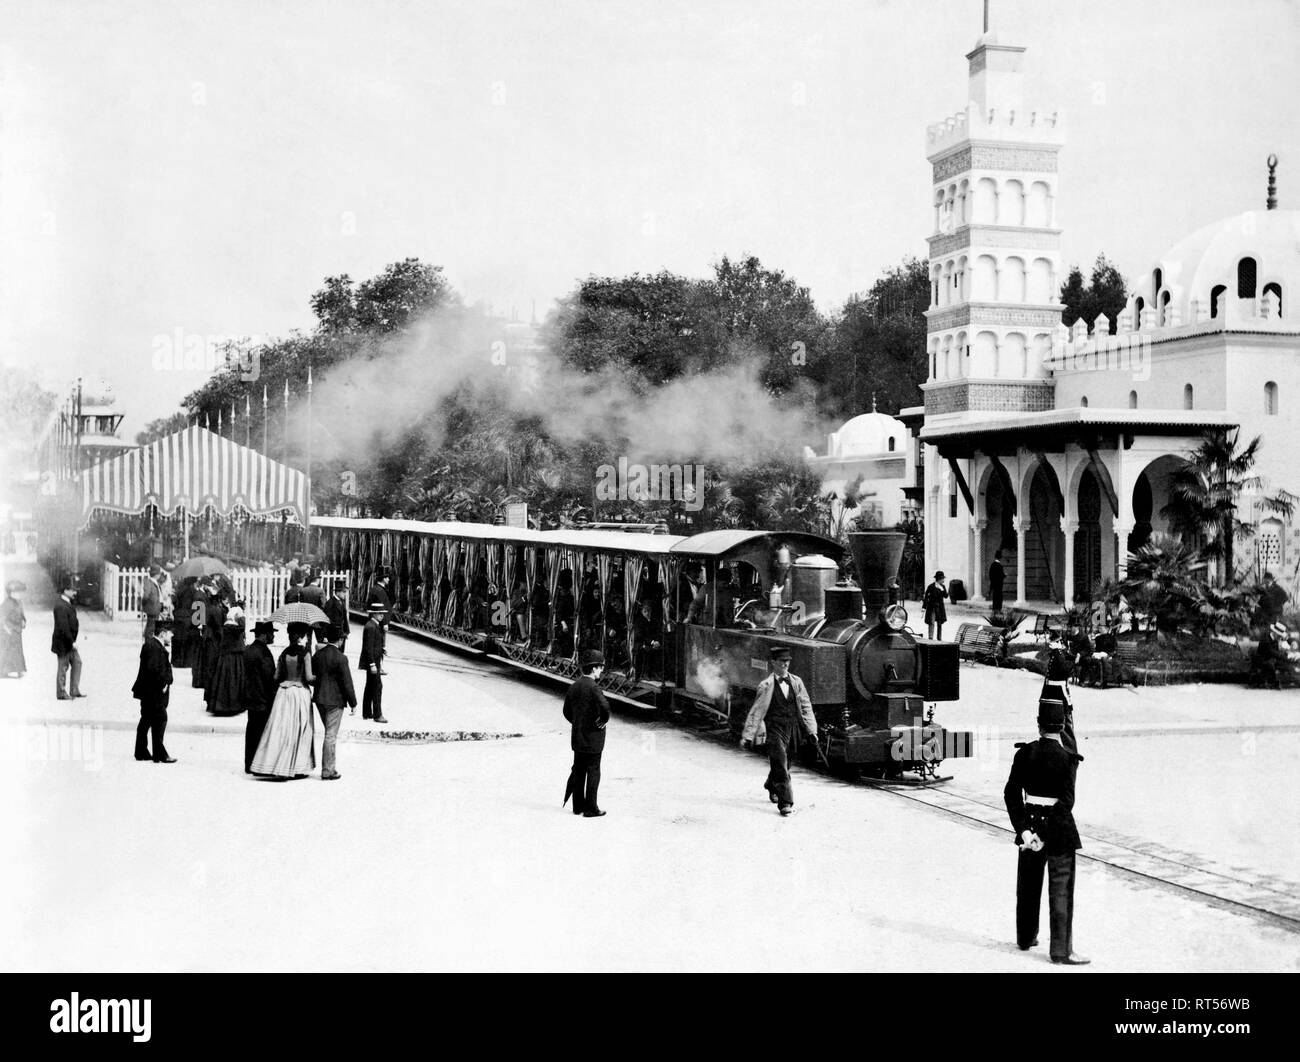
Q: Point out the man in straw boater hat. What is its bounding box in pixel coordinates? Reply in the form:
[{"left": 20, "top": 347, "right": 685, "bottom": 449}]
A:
[
  {"left": 562, "top": 649, "right": 611, "bottom": 817},
  {"left": 358, "top": 601, "right": 389, "bottom": 723},
  {"left": 243, "top": 620, "right": 278, "bottom": 773},
  {"left": 132, "top": 617, "right": 177, "bottom": 763},
  {"left": 740, "top": 646, "right": 819, "bottom": 817},
  {"left": 1003, "top": 699, "right": 1089, "bottom": 965}
]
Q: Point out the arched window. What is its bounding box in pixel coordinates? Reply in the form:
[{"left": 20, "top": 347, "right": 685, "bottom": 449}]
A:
[
  {"left": 1080, "top": 396, "right": 1089, "bottom": 408},
  {"left": 1259, "top": 518, "right": 1284, "bottom": 571},
  {"left": 1238, "top": 257, "right": 1257, "bottom": 299},
  {"left": 1159, "top": 290, "right": 1171, "bottom": 325},
  {"left": 1263, "top": 281, "right": 1283, "bottom": 315},
  {"left": 887, "top": 437, "right": 896, "bottom": 452},
  {"left": 1265, "top": 381, "right": 1278, "bottom": 415},
  {"left": 1153, "top": 268, "right": 1163, "bottom": 299},
  {"left": 1210, "top": 284, "right": 1227, "bottom": 319},
  {"left": 1184, "top": 383, "right": 1194, "bottom": 410},
  {"left": 1129, "top": 390, "right": 1138, "bottom": 409},
  {"left": 1135, "top": 295, "right": 1145, "bottom": 322}
]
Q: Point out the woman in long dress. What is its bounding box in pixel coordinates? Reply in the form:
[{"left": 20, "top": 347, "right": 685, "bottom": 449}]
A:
[
  {"left": 208, "top": 605, "right": 247, "bottom": 715},
  {"left": 199, "top": 591, "right": 227, "bottom": 705},
  {"left": 249, "top": 626, "right": 316, "bottom": 779},
  {"left": 172, "top": 577, "right": 200, "bottom": 669},
  {"left": 0, "top": 581, "right": 26, "bottom": 678}
]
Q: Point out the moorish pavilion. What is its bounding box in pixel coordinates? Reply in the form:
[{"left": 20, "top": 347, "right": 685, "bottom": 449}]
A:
[{"left": 906, "top": 24, "right": 1300, "bottom": 607}]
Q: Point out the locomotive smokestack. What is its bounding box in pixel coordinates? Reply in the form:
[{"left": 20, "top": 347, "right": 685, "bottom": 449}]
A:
[{"left": 848, "top": 531, "right": 906, "bottom": 613}]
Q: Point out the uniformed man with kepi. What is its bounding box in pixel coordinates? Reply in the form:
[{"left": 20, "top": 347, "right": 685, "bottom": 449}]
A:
[
  {"left": 1003, "top": 699, "right": 1089, "bottom": 965},
  {"left": 740, "top": 646, "right": 818, "bottom": 816}
]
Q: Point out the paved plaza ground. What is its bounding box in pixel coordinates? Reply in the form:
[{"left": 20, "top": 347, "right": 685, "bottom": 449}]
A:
[{"left": 1, "top": 600, "right": 1297, "bottom": 971}]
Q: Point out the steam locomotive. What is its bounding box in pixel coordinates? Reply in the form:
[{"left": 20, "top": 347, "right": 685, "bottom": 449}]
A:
[
  {"left": 681, "top": 531, "right": 972, "bottom": 781},
  {"left": 308, "top": 519, "right": 973, "bottom": 782}
]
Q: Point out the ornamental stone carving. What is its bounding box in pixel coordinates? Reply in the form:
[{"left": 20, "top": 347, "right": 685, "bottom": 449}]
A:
[
  {"left": 927, "top": 227, "right": 1061, "bottom": 256},
  {"left": 924, "top": 381, "right": 1056, "bottom": 415}
]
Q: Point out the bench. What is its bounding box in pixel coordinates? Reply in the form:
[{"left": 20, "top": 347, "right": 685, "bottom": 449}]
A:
[{"left": 956, "top": 622, "right": 1003, "bottom": 664}]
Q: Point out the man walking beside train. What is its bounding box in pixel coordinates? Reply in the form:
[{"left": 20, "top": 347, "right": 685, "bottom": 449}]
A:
[
  {"left": 740, "top": 647, "right": 818, "bottom": 817},
  {"left": 1003, "top": 700, "right": 1089, "bottom": 965}
]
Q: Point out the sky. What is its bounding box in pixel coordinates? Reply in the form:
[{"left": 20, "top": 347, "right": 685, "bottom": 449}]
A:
[{"left": 2, "top": 0, "right": 1298, "bottom": 438}]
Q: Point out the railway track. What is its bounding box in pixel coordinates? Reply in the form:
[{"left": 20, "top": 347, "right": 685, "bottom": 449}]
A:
[{"left": 889, "top": 784, "right": 1300, "bottom": 930}]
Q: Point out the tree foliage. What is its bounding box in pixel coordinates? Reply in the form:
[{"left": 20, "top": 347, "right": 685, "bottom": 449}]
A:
[{"left": 1060, "top": 254, "right": 1128, "bottom": 333}]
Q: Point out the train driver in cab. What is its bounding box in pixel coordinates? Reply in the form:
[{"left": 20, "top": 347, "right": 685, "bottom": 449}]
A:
[{"left": 689, "top": 566, "right": 738, "bottom": 628}]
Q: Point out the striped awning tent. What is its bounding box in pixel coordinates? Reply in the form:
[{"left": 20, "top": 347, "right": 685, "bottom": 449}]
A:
[{"left": 79, "top": 425, "right": 309, "bottom": 527}]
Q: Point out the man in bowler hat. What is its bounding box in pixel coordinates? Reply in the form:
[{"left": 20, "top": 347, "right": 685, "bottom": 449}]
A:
[
  {"left": 132, "top": 619, "right": 177, "bottom": 763},
  {"left": 312, "top": 624, "right": 356, "bottom": 780},
  {"left": 358, "top": 602, "right": 388, "bottom": 723},
  {"left": 1003, "top": 699, "right": 1089, "bottom": 965},
  {"left": 243, "top": 620, "right": 277, "bottom": 772},
  {"left": 563, "top": 649, "right": 611, "bottom": 817},
  {"left": 52, "top": 583, "right": 85, "bottom": 700},
  {"left": 741, "top": 646, "right": 818, "bottom": 816},
  {"left": 323, "top": 582, "right": 350, "bottom": 653}
]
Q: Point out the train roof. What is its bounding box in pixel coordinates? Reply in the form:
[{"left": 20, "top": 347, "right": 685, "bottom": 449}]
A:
[
  {"left": 671, "top": 530, "right": 844, "bottom": 560},
  {"left": 312, "top": 516, "right": 684, "bottom": 555}
]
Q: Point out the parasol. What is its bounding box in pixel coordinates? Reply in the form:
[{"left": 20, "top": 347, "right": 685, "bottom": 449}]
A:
[
  {"left": 269, "top": 601, "right": 330, "bottom": 626},
  {"left": 173, "top": 556, "right": 231, "bottom": 581}
]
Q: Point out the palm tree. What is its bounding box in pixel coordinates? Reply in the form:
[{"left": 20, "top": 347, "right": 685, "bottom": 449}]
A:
[
  {"left": 1120, "top": 533, "right": 1206, "bottom": 639},
  {"left": 1163, "top": 427, "right": 1296, "bottom": 584},
  {"left": 759, "top": 479, "right": 822, "bottom": 533}
]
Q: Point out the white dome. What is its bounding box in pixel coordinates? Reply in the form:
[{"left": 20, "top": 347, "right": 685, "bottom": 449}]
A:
[
  {"left": 1143, "top": 208, "right": 1300, "bottom": 324},
  {"left": 828, "top": 410, "right": 905, "bottom": 458}
]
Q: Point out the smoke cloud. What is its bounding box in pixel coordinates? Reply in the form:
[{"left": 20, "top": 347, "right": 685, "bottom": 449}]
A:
[{"left": 304, "top": 305, "right": 828, "bottom": 473}]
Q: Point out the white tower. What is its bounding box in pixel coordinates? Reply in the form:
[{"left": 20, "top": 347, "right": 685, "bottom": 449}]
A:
[{"left": 921, "top": 29, "right": 1066, "bottom": 420}]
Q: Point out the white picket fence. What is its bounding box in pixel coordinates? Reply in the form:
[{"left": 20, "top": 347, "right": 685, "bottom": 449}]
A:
[{"left": 102, "top": 562, "right": 346, "bottom": 622}]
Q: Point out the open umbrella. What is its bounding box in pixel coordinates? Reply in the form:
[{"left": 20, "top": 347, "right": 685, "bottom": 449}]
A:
[
  {"left": 269, "top": 601, "right": 329, "bottom": 626},
  {"left": 173, "top": 556, "right": 230, "bottom": 581}
]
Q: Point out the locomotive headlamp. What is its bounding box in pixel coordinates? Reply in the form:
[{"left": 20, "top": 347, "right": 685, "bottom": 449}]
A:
[{"left": 883, "top": 603, "right": 908, "bottom": 631}]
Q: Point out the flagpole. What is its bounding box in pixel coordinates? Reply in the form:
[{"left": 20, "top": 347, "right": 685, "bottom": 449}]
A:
[
  {"left": 283, "top": 378, "right": 289, "bottom": 464},
  {"left": 245, "top": 394, "right": 251, "bottom": 449},
  {"left": 306, "top": 361, "right": 313, "bottom": 547},
  {"left": 262, "top": 385, "right": 268, "bottom": 455}
]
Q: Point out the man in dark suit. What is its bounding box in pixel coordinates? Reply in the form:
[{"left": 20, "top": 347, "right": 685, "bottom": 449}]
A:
[
  {"left": 298, "top": 570, "right": 325, "bottom": 608},
  {"left": 323, "top": 583, "right": 350, "bottom": 653},
  {"left": 312, "top": 624, "right": 356, "bottom": 780},
  {"left": 988, "top": 550, "right": 1005, "bottom": 612},
  {"left": 370, "top": 574, "right": 392, "bottom": 670},
  {"left": 132, "top": 619, "right": 177, "bottom": 763},
  {"left": 563, "top": 649, "right": 611, "bottom": 817},
  {"left": 243, "top": 620, "right": 277, "bottom": 773},
  {"left": 1004, "top": 700, "right": 1088, "bottom": 965},
  {"left": 51, "top": 583, "right": 85, "bottom": 700},
  {"left": 358, "top": 603, "right": 388, "bottom": 723}
]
